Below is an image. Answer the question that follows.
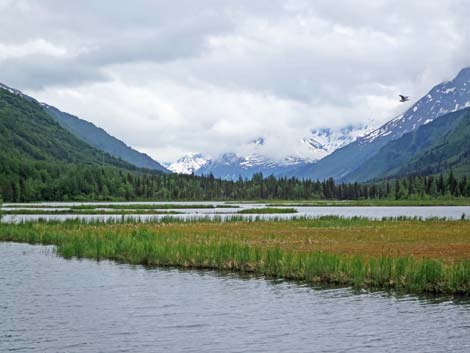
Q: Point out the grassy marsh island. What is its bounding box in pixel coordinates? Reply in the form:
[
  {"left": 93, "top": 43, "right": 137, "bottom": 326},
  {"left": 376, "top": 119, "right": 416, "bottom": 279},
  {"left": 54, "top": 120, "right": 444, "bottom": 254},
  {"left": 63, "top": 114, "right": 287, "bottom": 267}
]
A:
[
  {"left": 1, "top": 216, "right": 470, "bottom": 295},
  {"left": 0, "top": 209, "right": 182, "bottom": 215},
  {"left": 4, "top": 204, "right": 237, "bottom": 210},
  {"left": 0, "top": 203, "right": 239, "bottom": 215},
  {"left": 237, "top": 207, "right": 297, "bottom": 214}
]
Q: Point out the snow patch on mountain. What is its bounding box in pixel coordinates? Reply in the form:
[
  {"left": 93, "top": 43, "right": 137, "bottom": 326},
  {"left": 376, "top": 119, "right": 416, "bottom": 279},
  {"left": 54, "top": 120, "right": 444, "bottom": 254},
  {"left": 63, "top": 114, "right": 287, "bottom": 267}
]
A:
[
  {"left": 167, "top": 153, "right": 210, "bottom": 174},
  {"left": 0, "top": 82, "right": 25, "bottom": 97},
  {"left": 302, "top": 125, "right": 374, "bottom": 160},
  {"left": 361, "top": 67, "right": 470, "bottom": 146}
]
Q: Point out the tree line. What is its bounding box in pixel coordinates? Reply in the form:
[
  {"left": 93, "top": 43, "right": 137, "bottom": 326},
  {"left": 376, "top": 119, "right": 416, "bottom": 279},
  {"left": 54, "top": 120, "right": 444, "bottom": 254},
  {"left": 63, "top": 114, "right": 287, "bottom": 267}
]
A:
[{"left": 1, "top": 155, "right": 470, "bottom": 202}]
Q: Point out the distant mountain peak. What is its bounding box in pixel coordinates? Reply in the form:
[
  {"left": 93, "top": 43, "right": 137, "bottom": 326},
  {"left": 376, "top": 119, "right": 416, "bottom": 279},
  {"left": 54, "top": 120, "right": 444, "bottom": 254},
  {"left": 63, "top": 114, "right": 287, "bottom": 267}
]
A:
[
  {"left": 167, "top": 153, "right": 211, "bottom": 174},
  {"left": 303, "top": 124, "right": 374, "bottom": 159}
]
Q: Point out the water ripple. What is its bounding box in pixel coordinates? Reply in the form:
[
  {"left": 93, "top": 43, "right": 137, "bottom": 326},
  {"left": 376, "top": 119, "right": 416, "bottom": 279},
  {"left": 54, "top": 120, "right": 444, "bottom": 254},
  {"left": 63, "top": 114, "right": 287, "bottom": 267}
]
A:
[{"left": 1, "top": 243, "right": 470, "bottom": 353}]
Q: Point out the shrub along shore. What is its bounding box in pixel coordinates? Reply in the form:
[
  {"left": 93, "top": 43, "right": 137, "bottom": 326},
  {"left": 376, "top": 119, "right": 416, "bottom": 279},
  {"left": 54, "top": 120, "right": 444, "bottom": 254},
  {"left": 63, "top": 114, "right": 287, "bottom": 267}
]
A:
[{"left": 1, "top": 216, "right": 469, "bottom": 295}]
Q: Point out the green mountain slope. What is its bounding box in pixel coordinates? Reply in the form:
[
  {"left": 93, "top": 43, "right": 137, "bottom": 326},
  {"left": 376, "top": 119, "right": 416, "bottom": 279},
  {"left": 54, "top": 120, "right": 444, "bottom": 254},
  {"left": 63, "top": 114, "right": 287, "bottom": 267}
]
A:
[
  {"left": 0, "top": 88, "right": 137, "bottom": 168},
  {"left": 43, "top": 104, "right": 169, "bottom": 172},
  {"left": 0, "top": 87, "right": 168, "bottom": 201},
  {"left": 344, "top": 108, "right": 470, "bottom": 181}
]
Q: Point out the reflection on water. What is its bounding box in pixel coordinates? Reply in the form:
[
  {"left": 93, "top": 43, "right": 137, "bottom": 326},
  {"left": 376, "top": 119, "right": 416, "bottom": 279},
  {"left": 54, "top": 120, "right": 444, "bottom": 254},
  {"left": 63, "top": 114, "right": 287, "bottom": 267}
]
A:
[{"left": 1, "top": 243, "right": 470, "bottom": 353}]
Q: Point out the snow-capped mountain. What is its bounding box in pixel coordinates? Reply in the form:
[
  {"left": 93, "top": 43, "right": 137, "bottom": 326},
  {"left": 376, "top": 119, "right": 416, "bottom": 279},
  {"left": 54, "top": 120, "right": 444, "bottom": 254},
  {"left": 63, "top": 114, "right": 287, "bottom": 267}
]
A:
[
  {"left": 167, "top": 153, "right": 210, "bottom": 174},
  {"left": 361, "top": 67, "right": 470, "bottom": 145},
  {"left": 302, "top": 125, "right": 373, "bottom": 160},
  {"left": 293, "top": 66, "right": 470, "bottom": 181},
  {"left": 169, "top": 125, "right": 373, "bottom": 180},
  {"left": 195, "top": 153, "right": 305, "bottom": 180}
]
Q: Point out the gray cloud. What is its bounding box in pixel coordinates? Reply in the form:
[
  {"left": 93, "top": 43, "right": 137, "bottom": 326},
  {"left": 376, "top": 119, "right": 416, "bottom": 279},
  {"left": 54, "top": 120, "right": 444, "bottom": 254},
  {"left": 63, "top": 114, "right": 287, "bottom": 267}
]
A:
[{"left": 0, "top": 0, "right": 469, "bottom": 161}]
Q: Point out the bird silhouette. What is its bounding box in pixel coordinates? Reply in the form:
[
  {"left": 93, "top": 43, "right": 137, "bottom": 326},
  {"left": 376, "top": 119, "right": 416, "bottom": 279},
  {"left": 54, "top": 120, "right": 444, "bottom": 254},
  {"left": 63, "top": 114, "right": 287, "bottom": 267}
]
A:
[{"left": 399, "top": 94, "right": 410, "bottom": 102}]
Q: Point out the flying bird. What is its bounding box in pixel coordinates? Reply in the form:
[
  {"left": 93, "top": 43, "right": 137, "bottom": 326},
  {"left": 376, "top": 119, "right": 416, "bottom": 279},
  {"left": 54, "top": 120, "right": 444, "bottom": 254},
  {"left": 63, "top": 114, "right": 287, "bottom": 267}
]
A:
[{"left": 399, "top": 94, "right": 410, "bottom": 102}]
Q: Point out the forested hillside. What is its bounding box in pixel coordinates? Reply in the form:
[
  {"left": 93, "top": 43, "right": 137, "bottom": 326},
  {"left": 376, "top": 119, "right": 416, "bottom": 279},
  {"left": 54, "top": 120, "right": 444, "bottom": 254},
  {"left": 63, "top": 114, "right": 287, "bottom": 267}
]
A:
[
  {"left": 0, "top": 87, "right": 154, "bottom": 201},
  {"left": 0, "top": 89, "right": 138, "bottom": 167},
  {"left": 345, "top": 108, "right": 470, "bottom": 181}
]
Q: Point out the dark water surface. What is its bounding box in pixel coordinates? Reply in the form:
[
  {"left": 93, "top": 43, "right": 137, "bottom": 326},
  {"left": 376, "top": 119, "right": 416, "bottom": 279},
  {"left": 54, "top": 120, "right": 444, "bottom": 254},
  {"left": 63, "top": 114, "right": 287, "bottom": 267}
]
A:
[{"left": 1, "top": 243, "right": 470, "bottom": 353}]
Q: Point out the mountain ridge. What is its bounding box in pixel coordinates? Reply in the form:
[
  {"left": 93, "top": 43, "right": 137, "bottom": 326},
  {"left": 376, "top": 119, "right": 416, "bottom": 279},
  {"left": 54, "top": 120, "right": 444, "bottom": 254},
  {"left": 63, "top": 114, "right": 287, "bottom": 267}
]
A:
[
  {"left": 42, "top": 103, "right": 169, "bottom": 173},
  {"left": 290, "top": 67, "right": 470, "bottom": 181},
  {"left": 0, "top": 82, "right": 169, "bottom": 173},
  {"left": 0, "top": 87, "right": 137, "bottom": 170}
]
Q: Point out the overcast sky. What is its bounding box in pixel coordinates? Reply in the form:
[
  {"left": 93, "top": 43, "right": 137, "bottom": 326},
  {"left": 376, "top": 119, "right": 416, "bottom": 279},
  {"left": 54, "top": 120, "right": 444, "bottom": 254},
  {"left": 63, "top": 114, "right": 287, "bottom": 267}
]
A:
[{"left": 1, "top": 0, "right": 469, "bottom": 162}]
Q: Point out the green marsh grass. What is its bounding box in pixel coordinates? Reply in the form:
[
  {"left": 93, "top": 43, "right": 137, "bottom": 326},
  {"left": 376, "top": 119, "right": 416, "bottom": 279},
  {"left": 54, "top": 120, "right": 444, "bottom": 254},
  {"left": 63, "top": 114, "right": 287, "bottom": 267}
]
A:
[
  {"left": 3, "top": 203, "right": 237, "bottom": 210},
  {"left": 238, "top": 207, "right": 297, "bottom": 214},
  {"left": 0, "top": 209, "right": 183, "bottom": 215},
  {"left": 70, "top": 204, "right": 236, "bottom": 210},
  {"left": 1, "top": 216, "right": 470, "bottom": 295}
]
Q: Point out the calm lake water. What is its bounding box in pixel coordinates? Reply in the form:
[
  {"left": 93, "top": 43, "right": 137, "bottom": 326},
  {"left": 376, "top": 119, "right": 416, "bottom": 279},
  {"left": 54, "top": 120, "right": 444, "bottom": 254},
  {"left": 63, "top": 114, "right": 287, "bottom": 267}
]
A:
[
  {"left": 1, "top": 242, "right": 470, "bottom": 353},
  {"left": 2, "top": 202, "right": 470, "bottom": 223}
]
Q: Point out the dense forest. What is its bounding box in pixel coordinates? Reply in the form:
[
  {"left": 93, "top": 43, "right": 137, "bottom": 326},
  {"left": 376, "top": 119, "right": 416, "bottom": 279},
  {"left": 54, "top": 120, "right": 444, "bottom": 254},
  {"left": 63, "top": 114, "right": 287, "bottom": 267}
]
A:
[{"left": 1, "top": 158, "right": 470, "bottom": 202}]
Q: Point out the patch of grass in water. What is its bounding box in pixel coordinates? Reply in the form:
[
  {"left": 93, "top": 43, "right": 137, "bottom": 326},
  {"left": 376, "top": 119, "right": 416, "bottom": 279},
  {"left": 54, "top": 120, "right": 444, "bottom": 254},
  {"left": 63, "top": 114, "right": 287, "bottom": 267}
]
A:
[
  {"left": 4, "top": 203, "right": 238, "bottom": 210},
  {"left": 1, "top": 209, "right": 182, "bottom": 215},
  {"left": 71, "top": 204, "right": 235, "bottom": 210},
  {"left": 238, "top": 208, "right": 297, "bottom": 214}
]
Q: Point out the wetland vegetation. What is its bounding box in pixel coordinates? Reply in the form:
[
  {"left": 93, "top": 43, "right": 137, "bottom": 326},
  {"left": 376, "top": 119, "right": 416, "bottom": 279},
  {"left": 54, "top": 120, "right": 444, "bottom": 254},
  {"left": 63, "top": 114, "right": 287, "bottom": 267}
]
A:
[
  {"left": 0, "top": 203, "right": 240, "bottom": 215},
  {"left": 237, "top": 207, "right": 297, "bottom": 214},
  {"left": 1, "top": 216, "right": 469, "bottom": 295},
  {"left": 0, "top": 209, "right": 182, "bottom": 215},
  {"left": 3, "top": 203, "right": 237, "bottom": 209}
]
